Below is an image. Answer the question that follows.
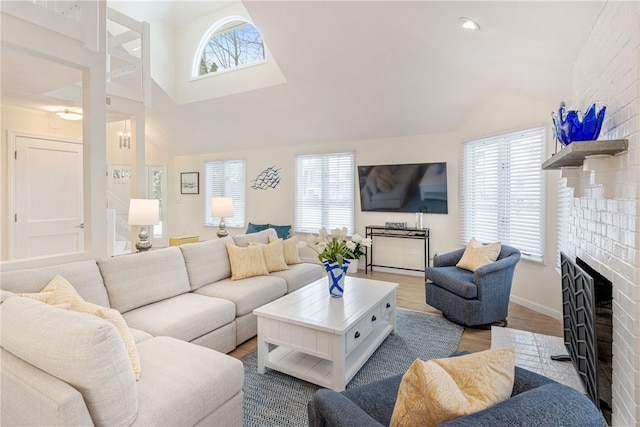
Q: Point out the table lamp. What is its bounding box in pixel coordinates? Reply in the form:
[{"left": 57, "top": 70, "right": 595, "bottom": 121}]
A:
[
  {"left": 211, "top": 197, "right": 233, "bottom": 238},
  {"left": 128, "top": 198, "right": 160, "bottom": 251}
]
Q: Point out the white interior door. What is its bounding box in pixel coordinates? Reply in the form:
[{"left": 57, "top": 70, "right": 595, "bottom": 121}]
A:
[{"left": 13, "top": 135, "right": 84, "bottom": 259}]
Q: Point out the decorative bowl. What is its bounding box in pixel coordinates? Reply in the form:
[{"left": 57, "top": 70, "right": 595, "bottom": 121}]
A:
[{"left": 551, "top": 102, "right": 606, "bottom": 146}]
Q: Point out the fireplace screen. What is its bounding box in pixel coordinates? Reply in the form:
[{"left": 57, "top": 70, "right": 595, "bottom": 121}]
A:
[{"left": 560, "top": 252, "right": 599, "bottom": 407}]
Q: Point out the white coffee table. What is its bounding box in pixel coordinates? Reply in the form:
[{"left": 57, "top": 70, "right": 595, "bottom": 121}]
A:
[{"left": 254, "top": 276, "right": 398, "bottom": 391}]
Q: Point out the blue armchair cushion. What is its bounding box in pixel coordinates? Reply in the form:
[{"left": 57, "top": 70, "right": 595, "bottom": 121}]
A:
[{"left": 424, "top": 266, "right": 476, "bottom": 299}]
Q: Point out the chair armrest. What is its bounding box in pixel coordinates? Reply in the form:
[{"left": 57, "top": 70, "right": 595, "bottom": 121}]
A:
[
  {"left": 440, "top": 383, "right": 606, "bottom": 427},
  {"left": 473, "top": 252, "right": 520, "bottom": 277},
  {"left": 433, "top": 248, "right": 466, "bottom": 267},
  {"left": 512, "top": 366, "right": 557, "bottom": 396},
  {"left": 308, "top": 389, "right": 385, "bottom": 427}
]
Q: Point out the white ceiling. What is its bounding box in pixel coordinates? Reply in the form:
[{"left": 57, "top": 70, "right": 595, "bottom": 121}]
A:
[{"left": 2, "top": 1, "right": 605, "bottom": 155}]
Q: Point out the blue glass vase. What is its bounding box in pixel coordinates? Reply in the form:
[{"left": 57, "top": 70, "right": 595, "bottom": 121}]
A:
[
  {"left": 551, "top": 102, "right": 606, "bottom": 146},
  {"left": 323, "top": 259, "right": 350, "bottom": 298}
]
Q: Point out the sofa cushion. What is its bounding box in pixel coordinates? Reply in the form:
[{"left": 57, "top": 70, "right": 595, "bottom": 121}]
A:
[
  {"left": 1, "top": 296, "right": 138, "bottom": 427},
  {"left": 134, "top": 337, "right": 244, "bottom": 426},
  {"left": 97, "top": 247, "right": 191, "bottom": 313},
  {"left": 390, "top": 347, "right": 515, "bottom": 427},
  {"left": 232, "top": 227, "right": 277, "bottom": 247},
  {"left": 250, "top": 239, "right": 289, "bottom": 272},
  {"left": 0, "top": 260, "right": 109, "bottom": 307},
  {"left": 179, "top": 236, "right": 234, "bottom": 290},
  {"left": 425, "top": 266, "right": 477, "bottom": 299},
  {"left": 194, "top": 276, "right": 287, "bottom": 317},
  {"left": 133, "top": 336, "right": 243, "bottom": 426},
  {"left": 19, "top": 274, "right": 141, "bottom": 380},
  {"left": 122, "top": 293, "right": 236, "bottom": 342},
  {"left": 269, "top": 235, "right": 303, "bottom": 265},
  {"left": 226, "top": 244, "right": 270, "bottom": 280},
  {"left": 270, "top": 263, "right": 324, "bottom": 293},
  {"left": 130, "top": 327, "right": 153, "bottom": 344},
  {"left": 457, "top": 238, "right": 501, "bottom": 272}
]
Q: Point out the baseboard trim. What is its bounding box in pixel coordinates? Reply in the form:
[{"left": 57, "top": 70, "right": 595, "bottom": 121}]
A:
[{"left": 510, "top": 295, "right": 562, "bottom": 320}]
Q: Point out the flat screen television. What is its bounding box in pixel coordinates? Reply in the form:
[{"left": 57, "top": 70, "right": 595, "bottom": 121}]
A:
[{"left": 357, "top": 162, "right": 448, "bottom": 213}]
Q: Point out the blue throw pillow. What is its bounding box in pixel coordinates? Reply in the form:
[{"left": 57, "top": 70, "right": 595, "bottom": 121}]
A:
[
  {"left": 268, "top": 224, "right": 291, "bottom": 239},
  {"left": 246, "top": 222, "right": 269, "bottom": 234}
]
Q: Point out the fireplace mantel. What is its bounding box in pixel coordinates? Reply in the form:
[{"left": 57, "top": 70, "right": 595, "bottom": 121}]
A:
[{"left": 542, "top": 139, "right": 628, "bottom": 170}]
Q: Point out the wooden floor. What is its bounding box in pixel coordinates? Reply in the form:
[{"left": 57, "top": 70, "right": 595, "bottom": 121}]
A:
[{"left": 228, "top": 270, "right": 563, "bottom": 360}]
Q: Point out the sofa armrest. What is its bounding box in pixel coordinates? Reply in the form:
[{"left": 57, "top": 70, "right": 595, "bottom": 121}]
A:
[
  {"left": 308, "top": 389, "right": 385, "bottom": 427},
  {"left": 433, "top": 248, "right": 466, "bottom": 267},
  {"left": 1, "top": 348, "right": 93, "bottom": 426}
]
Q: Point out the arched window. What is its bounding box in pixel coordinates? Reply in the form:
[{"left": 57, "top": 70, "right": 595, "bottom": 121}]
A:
[{"left": 195, "top": 17, "right": 265, "bottom": 77}]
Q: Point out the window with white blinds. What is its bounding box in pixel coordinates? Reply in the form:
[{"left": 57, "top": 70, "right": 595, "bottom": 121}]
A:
[
  {"left": 204, "top": 160, "right": 245, "bottom": 227},
  {"left": 460, "top": 126, "right": 546, "bottom": 262},
  {"left": 295, "top": 152, "right": 354, "bottom": 234}
]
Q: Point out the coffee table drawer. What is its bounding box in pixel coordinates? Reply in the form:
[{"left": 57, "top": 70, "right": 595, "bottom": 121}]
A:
[
  {"left": 381, "top": 293, "right": 395, "bottom": 315},
  {"left": 345, "top": 318, "right": 367, "bottom": 353},
  {"left": 366, "top": 305, "right": 382, "bottom": 333}
]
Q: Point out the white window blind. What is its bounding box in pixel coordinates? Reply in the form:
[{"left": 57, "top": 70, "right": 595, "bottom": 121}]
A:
[
  {"left": 295, "top": 152, "right": 355, "bottom": 234},
  {"left": 204, "top": 160, "right": 245, "bottom": 228},
  {"left": 460, "top": 127, "right": 545, "bottom": 262},
  {"left": 557, "top": 175, "right": 573, "bottom": 267}
]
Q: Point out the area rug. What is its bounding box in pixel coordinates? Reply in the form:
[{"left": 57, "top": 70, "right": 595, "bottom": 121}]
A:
[{"left": 241, "top": 308, "right": 463, "bottom": 427}]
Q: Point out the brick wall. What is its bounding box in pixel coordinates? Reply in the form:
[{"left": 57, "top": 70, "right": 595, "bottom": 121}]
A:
[{"left": 565, "top": 2, "right": 640, "bottom": 425}]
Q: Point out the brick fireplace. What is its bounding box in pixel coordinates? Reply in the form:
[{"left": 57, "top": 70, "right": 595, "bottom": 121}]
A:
[{"left": 559, "top": 2, "right": 639, "bottom": 425}]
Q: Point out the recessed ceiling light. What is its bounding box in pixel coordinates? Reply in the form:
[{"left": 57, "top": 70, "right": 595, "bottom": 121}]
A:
[
  {"left": 460, "top": 17, "right": 480, "bottom": 31},
  {"left": 56, "top": 109, "right": 83, "bottom": 121}
]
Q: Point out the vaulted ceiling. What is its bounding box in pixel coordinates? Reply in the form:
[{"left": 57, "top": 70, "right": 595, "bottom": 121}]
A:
[{"left": 2, "top": 1, "right": 605, "bottom": 155}]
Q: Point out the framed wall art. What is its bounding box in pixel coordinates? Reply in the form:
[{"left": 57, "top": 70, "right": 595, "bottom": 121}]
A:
[{"left": 180, "top": 172, "right": 199, "bottom": 194}]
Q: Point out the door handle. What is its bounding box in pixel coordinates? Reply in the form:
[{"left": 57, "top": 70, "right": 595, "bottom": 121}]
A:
[{"left": 75, "top": 223, "right": 84, "bottom": 229}]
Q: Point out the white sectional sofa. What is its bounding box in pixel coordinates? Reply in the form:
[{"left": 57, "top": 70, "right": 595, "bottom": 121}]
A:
[{"left": 0, "top": 228, "right": 323, "bottom": 426}]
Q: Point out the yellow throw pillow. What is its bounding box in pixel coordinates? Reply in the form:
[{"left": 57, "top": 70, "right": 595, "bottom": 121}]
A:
[
  {"left": 226, "top": 244, "right": 270, "bottom": 280},
  {"left": 456, "top": 237, "right": 502, "bottom": 271},
  {"left": 390, "top": 347, "right": 515, "bottom": 427},
  {"left": 19, "top": 275, "right": 141, "bottom": 380},
  {"left": 250, "top": 240, "right": 289, "bottom": 272},
  {"left": 268, "top": 235, "right": 303, "bottom": 265}
]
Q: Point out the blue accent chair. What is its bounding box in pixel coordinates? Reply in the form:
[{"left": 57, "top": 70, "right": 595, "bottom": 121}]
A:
[
  {"left": 424, "top": 244, "right": 521, "bottom": 327},
  {"left": 307, "top": 360, "right": 606, "bottom": 427}
]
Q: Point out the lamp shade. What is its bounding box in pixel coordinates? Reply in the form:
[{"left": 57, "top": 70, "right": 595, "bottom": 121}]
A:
[
  {"left": 211, "top": 197, "right": 233, "bottom": 217},
  {"left": 128, "top": 199, "right": 160, "bottom": 225}
]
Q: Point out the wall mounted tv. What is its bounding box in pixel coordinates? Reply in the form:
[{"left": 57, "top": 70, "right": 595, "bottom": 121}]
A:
[{"left": 357, "top": 162, "right": 448, "bottom": 214}]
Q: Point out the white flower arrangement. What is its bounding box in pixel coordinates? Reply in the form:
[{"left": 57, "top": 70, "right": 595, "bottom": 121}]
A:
[{"left": 301, "top": 227, "right": 372, "bottom": 266}]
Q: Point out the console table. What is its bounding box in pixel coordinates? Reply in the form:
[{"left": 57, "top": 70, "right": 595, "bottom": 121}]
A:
[{"left": 365, "top": 225, "right": 430, "bottom": 274}]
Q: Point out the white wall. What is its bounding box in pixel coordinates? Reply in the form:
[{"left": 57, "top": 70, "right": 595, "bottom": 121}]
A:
[{"left": 169, "top": 90, "right": 562, "bottom": 316}]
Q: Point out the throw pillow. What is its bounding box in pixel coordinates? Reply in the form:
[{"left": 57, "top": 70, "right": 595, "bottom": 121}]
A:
[
  {"left": 226, "top": 244, "right": 270, "bottom": 280},
  {"left": 390, "top": 347, "right": 515, "bottom": 427},
  {"left": 456, "top": 237, "right": 502, "bottom": 272},
  {"left": 246, "top": 222, "right": 269, "bottom": 234},
  {"left": 268, "top": 224, "right": 291, "bottom": 239},
  {"left": 249, "top": 240, "right": 289, "bottom": 272},
  {"left": 19, "top": 274, "right": 141, "bottom": 380},
  {"left": 269, "top": 235, "right": 303, "bottom": 265},
  {"left": 376, "top": 167, "right": 395, "bottom": 192}
]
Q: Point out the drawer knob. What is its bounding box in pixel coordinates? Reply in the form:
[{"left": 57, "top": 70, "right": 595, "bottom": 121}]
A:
[
  {"left": 386, "top": 303, "right": 391, "bottom": 309},
  {"left": 355, "top": 331, "right": 361, "bottom": 339},
  {"left": 371, "top": 315, "right": 377, "bottom": 322}
]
